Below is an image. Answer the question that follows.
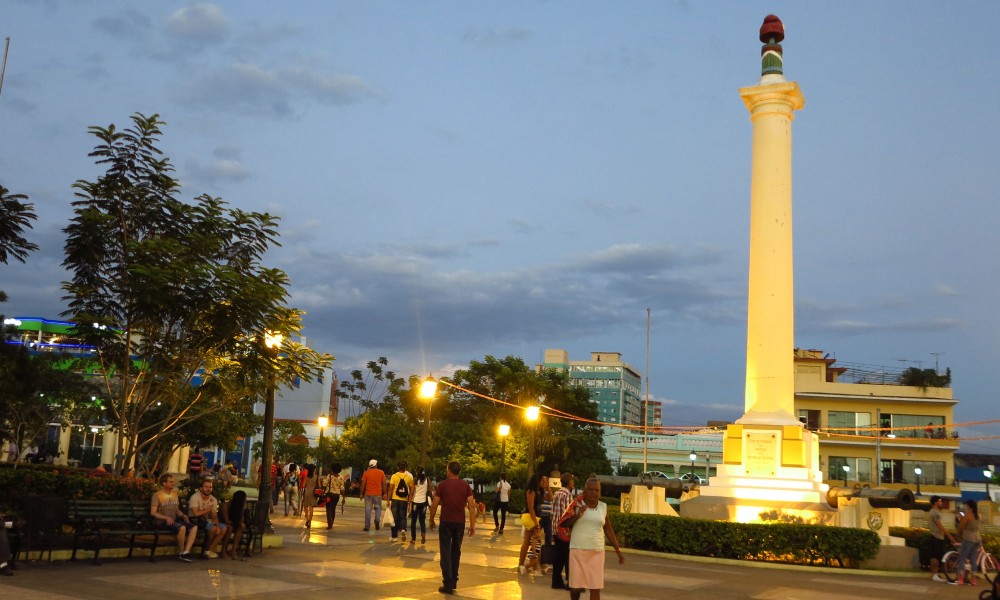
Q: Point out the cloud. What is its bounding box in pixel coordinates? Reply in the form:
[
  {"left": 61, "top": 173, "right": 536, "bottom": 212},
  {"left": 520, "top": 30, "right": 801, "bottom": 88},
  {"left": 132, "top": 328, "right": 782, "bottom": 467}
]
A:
[
  {"left": 92, "top": 9, "right": 153, "bottom": 40},
  {"left": 462, "top": 27, "right": 534, "bottom": 47},
  {"left": 166, "top": 3, "right": 230, "bottom": 45},
  {"left": 934, "top": 284, "right": 960, "bottom": 296},
  {"left": 176, "top": 62, "right": 378, "bottom": 116},
  {"left": 283, "top": 241, "right": 743, "bottom": 360}
]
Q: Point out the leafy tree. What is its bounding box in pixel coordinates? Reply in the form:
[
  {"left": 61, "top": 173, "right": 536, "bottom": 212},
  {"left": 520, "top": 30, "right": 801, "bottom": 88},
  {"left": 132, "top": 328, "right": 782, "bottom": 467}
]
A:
[
  {"left": 335, "top": 357, "right": 405, "bottom": 412},
  {"left": 437, "top": 355, "right": 610, "bottom": 484},
  {"left": 332, "top": 400, "right": 417, "bottom": 476},
  {"left": 0, "top": 183, "right": 40, "bottom": 303},
  {"left": 60, "top": 113, "right": 332, "bottom": 472},
  {"left": 0, "top": 346, "right": 100, "bottom": 464},
  {"left": 899, "top": 367, "right": 951, "bottom": 388}
]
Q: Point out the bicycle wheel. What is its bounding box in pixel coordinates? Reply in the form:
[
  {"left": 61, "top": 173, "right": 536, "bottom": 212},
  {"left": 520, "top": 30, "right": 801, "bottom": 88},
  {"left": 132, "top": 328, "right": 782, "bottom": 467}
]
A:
[
  {"left": 942, "top": 550, "right": 960, "bottom": 583},
  {"left": 980, "top": 551, "right": 998, "bottom": 584}
]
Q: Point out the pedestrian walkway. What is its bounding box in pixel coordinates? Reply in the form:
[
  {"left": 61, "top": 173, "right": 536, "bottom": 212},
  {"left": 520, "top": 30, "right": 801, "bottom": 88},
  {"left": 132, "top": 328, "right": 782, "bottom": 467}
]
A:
[{"left": 0, "top": 500, "right": 980, "bottom": 599}]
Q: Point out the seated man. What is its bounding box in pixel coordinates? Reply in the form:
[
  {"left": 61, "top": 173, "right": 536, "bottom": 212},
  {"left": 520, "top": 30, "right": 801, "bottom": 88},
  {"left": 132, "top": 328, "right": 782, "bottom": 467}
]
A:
[
  {"left": 189, "top": 478, "right": 227, "bottom": 558},
  {"left": 151, "top": 473, "right": 198, "bottom": 562}
]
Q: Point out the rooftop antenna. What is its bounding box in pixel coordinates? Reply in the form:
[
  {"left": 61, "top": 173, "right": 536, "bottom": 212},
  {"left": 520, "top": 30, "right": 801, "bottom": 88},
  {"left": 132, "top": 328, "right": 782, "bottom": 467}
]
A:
[
  {"left": 0, "top": 37, "right": 9, "bottom": 97},
  {"left": 930, "top": 352, "right": 945, "bottom": 373}
]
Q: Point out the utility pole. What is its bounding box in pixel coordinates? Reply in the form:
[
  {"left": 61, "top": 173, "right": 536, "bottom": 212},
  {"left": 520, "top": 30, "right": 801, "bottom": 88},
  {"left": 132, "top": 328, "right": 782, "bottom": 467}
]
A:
[{"left": 1, "top": 37, "right": 10, "bottom": 97}]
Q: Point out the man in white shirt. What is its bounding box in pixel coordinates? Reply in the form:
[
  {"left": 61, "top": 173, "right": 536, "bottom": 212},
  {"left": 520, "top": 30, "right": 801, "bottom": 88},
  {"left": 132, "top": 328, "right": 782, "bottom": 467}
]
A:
[
  {"left": 492, "top": 471, "right": 512, "bottom": 534},
  {"left": 188, "top": 479, "right": 227, "bottom": 558}
]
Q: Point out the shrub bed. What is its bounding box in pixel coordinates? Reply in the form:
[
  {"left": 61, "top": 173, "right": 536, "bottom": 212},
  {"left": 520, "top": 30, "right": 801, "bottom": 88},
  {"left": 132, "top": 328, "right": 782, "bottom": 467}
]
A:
[
  {"left": 610, "top": 512, "right": 880, "bottom": 568},
  {"left": 0, "top": 463, "right": 158, "bottom": 513}
]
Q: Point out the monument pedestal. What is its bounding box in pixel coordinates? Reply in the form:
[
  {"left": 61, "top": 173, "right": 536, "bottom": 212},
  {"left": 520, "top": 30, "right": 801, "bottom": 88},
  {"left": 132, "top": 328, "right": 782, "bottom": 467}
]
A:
[{"left": 682, "top": 423, "right": 836, "bottom": 524}]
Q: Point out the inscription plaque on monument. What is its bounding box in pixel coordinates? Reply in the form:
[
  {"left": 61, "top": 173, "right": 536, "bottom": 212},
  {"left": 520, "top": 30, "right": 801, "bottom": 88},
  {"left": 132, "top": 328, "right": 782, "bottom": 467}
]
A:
[{"left": 745, "top": 433, "right": 777, "bottom": 477}]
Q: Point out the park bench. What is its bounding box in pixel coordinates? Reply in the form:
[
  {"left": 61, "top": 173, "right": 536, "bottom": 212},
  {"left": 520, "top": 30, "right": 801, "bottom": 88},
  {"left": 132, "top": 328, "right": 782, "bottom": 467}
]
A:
[{"left": 68, "top": 498, "right": 162, "bottom": 564}]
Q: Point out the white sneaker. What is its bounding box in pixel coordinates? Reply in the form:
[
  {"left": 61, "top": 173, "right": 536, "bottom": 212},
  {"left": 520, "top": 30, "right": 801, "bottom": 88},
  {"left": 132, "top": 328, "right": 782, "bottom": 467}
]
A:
[
  {"left": 390, "top": 537, "right": 398, "bottom": 542},
  {"left": 931, "top": 574, "right": 946, "bottom": 582},
  {"left": 205, "top": 551, "right": 219, "bottom": 559}
]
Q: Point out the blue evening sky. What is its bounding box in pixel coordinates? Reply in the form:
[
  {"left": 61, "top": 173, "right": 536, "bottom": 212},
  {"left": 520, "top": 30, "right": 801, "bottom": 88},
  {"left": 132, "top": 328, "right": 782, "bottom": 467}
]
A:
[{"left": 3, "top": 2, "right": 1000, "bottom": 451}]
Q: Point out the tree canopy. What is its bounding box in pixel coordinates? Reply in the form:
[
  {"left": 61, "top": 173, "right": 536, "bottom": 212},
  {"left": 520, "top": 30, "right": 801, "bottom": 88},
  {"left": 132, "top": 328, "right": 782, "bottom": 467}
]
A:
[
  {"left": 60, "top": 113, "right": 332, "bottom": 472},
  {"left": 331, "top": 355, "right": 610, "bottom": 487}
]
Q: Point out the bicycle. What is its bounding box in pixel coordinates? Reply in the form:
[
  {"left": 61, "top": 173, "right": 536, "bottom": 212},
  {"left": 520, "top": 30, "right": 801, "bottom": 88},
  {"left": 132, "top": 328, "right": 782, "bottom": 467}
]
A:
[{"left": 942, "top": 544, "right": 999, "bottom": 584}]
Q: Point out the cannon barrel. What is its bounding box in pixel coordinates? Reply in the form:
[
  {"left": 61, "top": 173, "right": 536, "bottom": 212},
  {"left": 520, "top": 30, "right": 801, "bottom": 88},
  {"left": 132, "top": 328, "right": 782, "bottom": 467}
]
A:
[
  {"left": 595, "top": 475, "right": 691, "bottom": 499},
  {"left": 826, "top": 486, "right": 916, "bottom": 510}
]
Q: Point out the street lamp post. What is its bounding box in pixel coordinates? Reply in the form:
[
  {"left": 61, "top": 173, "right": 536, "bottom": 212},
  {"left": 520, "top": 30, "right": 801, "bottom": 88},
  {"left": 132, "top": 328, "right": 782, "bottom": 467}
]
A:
[
  {"left": 418, "top": 377, "right": 438, "bottom": 471},
  {"left": 498, "top": 424, "right": 510, "bottom": 476},
  {"left": 689, "top": 452, "right": 697, "bottom": 480},
  {"left": 914, "top": 465, "right": 923, "bottom": 495},
  {"left": 705, "top": 454, "right": 711, "bottom": 485},
  {"left": 526, "top": 405, "right": 540, "bottom": 478},
  {"left": 257, "top": 331, "right": 283, "bottom": 532},
  {"left": 985, "top": 468, "right": 995, "bottom": 501},
  {"left": 317, "top": 413, "right": 328, "bottom": 477},
  {"left": 842, "top": 464, "right": 850, "bottom": 487}
]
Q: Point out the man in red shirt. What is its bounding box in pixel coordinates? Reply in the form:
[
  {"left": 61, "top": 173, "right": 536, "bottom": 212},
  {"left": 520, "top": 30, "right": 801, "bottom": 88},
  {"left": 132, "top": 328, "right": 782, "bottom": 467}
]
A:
[
  {"left": 360, "top": 459, "right": 386, "bottom": 532},
  {"left": 429, "top": 461, "right": 477, "bottom": 594}
]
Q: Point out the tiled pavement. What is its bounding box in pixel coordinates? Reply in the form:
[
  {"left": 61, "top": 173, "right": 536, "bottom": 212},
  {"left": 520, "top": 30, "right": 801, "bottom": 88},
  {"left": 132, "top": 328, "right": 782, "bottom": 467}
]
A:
[{"left": 0, "top": 500, "right": 982, "bottom": 599}]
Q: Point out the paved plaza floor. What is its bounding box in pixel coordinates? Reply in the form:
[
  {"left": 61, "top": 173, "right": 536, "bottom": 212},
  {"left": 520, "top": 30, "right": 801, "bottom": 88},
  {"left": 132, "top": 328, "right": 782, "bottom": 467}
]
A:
[{"left": 0, "top": 500, "right": 986, "bottom": 599}]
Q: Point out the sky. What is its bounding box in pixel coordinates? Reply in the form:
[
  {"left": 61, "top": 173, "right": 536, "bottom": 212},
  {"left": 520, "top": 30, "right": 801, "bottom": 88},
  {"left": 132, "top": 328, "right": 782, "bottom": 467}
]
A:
[{"left": 3, "top": 2, "right": 1000, "bottom": 452}]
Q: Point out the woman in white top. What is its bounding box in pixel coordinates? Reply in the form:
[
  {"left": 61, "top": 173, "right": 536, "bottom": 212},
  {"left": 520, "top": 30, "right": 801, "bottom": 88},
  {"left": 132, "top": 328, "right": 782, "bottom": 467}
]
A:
[
  {"left": 408, "top": 466, "right": 431, "bottom": 544},
  {"left": 560, "top": 476, "right": 624, "bottom": 600}
]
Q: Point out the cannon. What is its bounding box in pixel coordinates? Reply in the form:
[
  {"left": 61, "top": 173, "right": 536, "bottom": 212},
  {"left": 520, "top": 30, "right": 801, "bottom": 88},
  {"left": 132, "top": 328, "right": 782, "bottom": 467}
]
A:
[
  {"left": 595, "top": 474, "right": 692, "bottom": 500},
  {"left": 826, "top": 485, "right": 917, "bottom": 510}
]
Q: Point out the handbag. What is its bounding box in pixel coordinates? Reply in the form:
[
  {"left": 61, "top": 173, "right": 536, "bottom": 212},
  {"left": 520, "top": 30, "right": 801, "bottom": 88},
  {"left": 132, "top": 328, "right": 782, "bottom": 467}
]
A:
[
  {"left": 540, "top": 543, "right": 556, "bottom": 565},
  {"left": 556, "top": 496, "right": 584, "bottom": 542}
]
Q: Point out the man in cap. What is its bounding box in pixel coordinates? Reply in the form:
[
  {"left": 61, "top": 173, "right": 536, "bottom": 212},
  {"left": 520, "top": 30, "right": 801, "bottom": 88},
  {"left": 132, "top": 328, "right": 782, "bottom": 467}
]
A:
[{"left": 360, "top": 459, "right": 386, "bottom": 532}]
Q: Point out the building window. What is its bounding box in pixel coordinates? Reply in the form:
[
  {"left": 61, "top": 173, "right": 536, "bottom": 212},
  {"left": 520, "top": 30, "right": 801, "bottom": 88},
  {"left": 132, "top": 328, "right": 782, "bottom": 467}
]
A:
[
  {"left": 828, "top": 456, "right": 872, "bottom": 483},
  {"left": 879, "top": 460, "right": 945, "bottom": 486},
  {"left": 798, "top": 409, "right": 820, "bottom": 430},
  {"left": 879, "top": 414, "right": 946, "bottom": 439},
  {"left": 828, "top": 411, "right": 873, "bottom": 436}
]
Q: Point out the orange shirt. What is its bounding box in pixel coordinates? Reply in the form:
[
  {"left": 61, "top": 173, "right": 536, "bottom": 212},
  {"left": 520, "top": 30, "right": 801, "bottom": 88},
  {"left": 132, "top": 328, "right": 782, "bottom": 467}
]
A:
[{"left": 360, "top": 467, "right": 385, "bottom": 496}]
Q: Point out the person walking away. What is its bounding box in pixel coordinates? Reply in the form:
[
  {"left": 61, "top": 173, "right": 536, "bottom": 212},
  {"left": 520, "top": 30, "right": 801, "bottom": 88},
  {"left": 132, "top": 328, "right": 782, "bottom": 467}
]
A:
[
  {"left": 300, "top": 464, "right": 320, "bottom": 528},
  {"left": 493, "top": 472, "right": 511, "bottom": 534},
  {"left": 150, "top": 474, "right": 199, "bottom": 562},
  {"left": 410, "top": 466, "right": 430, "bottom": 544},
  {"left": 518, "top": 473, "right": 544, "bottom": 573},
  {"left": 188, "top": 478, "right": 228, "bottom": 557},
  {"left": 429, "top": 460, "right": 477, "bottom": 595},
  {"left": 928, "top": 495, "right": 957, "bottom": 582},
  {"left": 360, "top": 459, "right": 386, "bottom": 532},
  {"left": 0, "top": 511, "right": 15, "bottom": 575},
  {"left": 282, "top": 464, "right": 300, "bottom": 516},
  {"left": 550, "top": 472, "right": 576, "bottom": 589},
  {"left": 322, "top": 463, "right": 345, "bottom": 530},
  {"left": 559, "top": 476, "right": 624, "bottom": 600},
  {"left": 952, "top": 499, "right": 983, "bottom": 586},
  {"left": 387, "top": 461, "right": 414, "bottom": 542}
]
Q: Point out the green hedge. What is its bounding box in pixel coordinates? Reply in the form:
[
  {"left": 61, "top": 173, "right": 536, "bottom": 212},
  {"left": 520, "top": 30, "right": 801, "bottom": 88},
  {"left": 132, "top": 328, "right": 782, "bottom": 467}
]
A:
[
  {"left": 890, "top": 526, "right": 1000, "bottom": 569},
  {"left": 0, "top": 464, "right": 158, "bottom": 514},
  {"left": 610, "top": 512, "right": 881, "bottom": 568}
]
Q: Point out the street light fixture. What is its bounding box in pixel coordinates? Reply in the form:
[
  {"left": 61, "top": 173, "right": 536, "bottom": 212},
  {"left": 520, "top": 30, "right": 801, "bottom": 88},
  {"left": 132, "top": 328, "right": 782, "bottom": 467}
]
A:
[
  {"left": 418, "top": 376, "right": 438, "bottom": 471},
  {"left": 257, "top": 330, "right": 283, "bottom": 531},
  {"left": 842, "top": 464, "right": 850, "bottom": 487},
  {"left": 317, "top": 413, "right": 328, "bottom": 476},
  {"left": 914, "top": 465, "right": 923, "bottom": 496},
  {"left": 984, "top": 467, "right": 993, "bottom": 500},
  {"left": 526, "top": 405, "right": 540, "bottom": 478},
  {"left": 689, "top": 452, "right": 697, "bottom": 480},
  {"left": 498, "top": 424, "right": 510, "bottom": 476}
]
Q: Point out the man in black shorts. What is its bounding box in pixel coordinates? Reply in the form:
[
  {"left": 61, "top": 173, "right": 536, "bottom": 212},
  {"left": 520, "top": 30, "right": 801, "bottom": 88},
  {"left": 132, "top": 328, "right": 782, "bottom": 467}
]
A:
[{"left": 928, "top": 495, "right": 957, "bottom": 582}]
